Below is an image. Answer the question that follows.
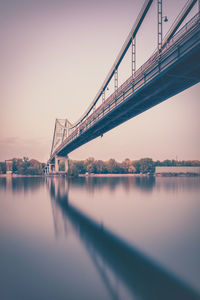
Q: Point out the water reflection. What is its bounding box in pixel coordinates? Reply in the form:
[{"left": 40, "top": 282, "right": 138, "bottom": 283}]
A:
[
  {"left": 68, "top": 176, "right": 156, "bottom": 194},
  {"left": 47, "top": 177, "right": 200, "bottom": 300},
  {"left": 0, "top": 177, "right": 44, "bottom": 194},
  {"left": 155, "top": 177, "right": 200, "bottom": 193}
]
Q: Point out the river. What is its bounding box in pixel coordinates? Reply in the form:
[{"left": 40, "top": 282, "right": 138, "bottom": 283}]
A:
[{"left": 0, "top": 176, "right": 200, "bottom": 300}]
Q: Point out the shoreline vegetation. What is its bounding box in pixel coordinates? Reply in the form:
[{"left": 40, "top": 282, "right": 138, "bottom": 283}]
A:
[{"left": 0, "top": 157, "right": 200, "bottom": 177}]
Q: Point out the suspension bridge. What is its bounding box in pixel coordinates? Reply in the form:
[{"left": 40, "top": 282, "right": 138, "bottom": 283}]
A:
[{"left": 46, "top": 0, "right": 200, "bottom": 174}]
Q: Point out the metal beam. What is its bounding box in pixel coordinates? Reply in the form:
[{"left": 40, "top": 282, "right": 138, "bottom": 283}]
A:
[
  {"left": 114, "top": 69, "right": 118, "bottom": 91},
  {"left": 162, "top": 0, "right": 197, "bottom": 46},
  {"left": 62, "top": 119, "right": 67, "bottom": 142},
  {"left": 72, "top": 0, "right": 153, "bottom": 128}
]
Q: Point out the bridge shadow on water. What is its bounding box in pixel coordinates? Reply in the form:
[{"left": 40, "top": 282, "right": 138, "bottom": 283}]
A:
[{"left": 47, "top": 177, "right": 200, "bottom": 300}]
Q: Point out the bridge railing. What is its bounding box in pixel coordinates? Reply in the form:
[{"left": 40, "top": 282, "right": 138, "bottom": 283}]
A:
[{"left": 52, "top": 12, "right": 200, "bottom": 157}]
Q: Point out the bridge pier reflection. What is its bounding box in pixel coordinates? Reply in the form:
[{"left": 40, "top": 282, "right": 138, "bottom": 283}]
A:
[{"left": 47, "top": 177, "right": 200, "bottom": 300}]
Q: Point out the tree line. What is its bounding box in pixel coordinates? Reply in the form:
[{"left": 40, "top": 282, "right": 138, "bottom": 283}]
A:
[
  {"left": 0, "top": 157, "right": 199, "bottom": 176},
  {"left": 68, "top": 157, "right": 200, "bottom": 176},
  {"left": 0, "top": 157, "right": 45, "bottom": 175}
]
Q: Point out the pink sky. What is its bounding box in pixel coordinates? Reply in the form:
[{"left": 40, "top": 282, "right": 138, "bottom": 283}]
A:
[{"left": 0, "top": 0, "right": 199, "bottom": 162}]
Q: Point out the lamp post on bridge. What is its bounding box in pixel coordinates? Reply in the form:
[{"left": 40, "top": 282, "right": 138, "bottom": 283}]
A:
[
  {"left": 114, "top": 69, "right": 118, "bottom": 91},
  {"left": 158, "top": 0, "right": 168, "bottom": 51},
  {"left": 131, "top": 36, "right": 136, "bottom": 78}
]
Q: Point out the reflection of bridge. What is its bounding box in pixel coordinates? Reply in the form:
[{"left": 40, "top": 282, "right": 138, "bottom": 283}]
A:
[
  {"left": 47, "top": 0, "right": 200, "bottom": 173},
  {"left": 47, "top": 177, "right": 200, "bottom": 299}
]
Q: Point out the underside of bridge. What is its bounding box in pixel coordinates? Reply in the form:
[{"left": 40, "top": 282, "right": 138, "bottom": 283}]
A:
[{"left": 57, "top": 40, "right": 200, "bottom": 158}]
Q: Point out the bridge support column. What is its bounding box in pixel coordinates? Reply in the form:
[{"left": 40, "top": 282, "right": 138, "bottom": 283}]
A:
[
  {"left": 47, "top": 164, "right": 51, "bottom": 175},
  {"left": 5, "top": 160, "right": 13, "bottom": 175},
  {"left": 45, "top": 166, "right": 48, "bottom": 175},
  {"left": 54, "top": 157, "right": 57, "bottom": 173},
  {"left": 64, "top": 157, "right": 68, "bottom": 173},
  {"left": 55, "top": 155, "right": 68, "bottom": 174}
]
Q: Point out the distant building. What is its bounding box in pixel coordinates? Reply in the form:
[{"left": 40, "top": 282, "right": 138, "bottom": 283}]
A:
[
  {"left": 5, "top": 159, "right": 13, "bottom": 174},
  {"left": 155, "top": 166, "right": 200, "bottom": 175}
]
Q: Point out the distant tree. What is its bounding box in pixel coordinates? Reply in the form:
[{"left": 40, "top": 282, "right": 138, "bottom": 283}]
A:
[
  {"left": 162, "top": 159, "right": 172, "bottom": 166},
  {"left": 133, "top": 160, "right": 140, "bottom": 173},
  {"left": 154, "top": 160, "right": 161, "bottom": 166},
  {"left": 29, "top": 159, "right": 42, "bottom": 174},
  {"left": 68, "top": 160, "right": 86, "bottom": 176},
  {"left": 95, "top": 160, "right": 105, "bottom": 173},
  {"left": 171, "top": 159, "right": 177, "bottom": 166},
  {"left": 84, "top": 157, "right": 96, "bottom": 173},
  {"left": 128, "top": 165, "right": 136, "bottom": 173},
  {"left": 13, "top": 158, "right": 24, "bottom": 174},
  {"left": 106, "top": 159, "right": 121, "bottom": 173},
  {"left": 12, "top": 158, "right": 42, "bottom": 175},
  {"left": 75, "top": 161, "right": 86, "bottom": 174},
  {"left": 134, "top": 158, "right": 155, "bottom": 174},
  {"left": 86, "top": 162, "right": 96, "bottom": 173},
  {"left": 68, "top": 160, "right": 78, "bottom": 176},
  {"left": 22, "top": 157, "right": 30, "bottom": 174},
  {"left": 121, "top": 158, "right": 136, "bottom": 173},
  {"left": 121, "top": 159, "right": 130, "bottom": 173}
]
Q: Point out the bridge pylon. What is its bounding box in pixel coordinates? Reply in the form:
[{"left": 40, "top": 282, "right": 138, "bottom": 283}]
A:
[
  {"left": 55, "top": 155, "right": 68, "bottom": 174},
  {"left": 45, "top": 155, "right": 68, "bottom": 175},
  {"left": 51, "top": 119, "right": 72, "bottom": 158}
]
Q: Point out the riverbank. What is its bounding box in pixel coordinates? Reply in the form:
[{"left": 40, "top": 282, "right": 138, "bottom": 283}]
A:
[
  {"left": 1, "top": 173, "right": 199, "bottom": 178},
  {"left": 79, "top": 173, "right": 152, "bottom": 177},
  {"left": 79, "top": 173, "right": 199, "bottom": 177},
  {"left": 0, "top": 174, "right": 43, "bottom": 178}
]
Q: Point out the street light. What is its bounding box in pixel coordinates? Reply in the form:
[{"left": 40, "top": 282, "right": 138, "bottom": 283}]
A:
[{"left": 163, "top": 16, "right": 168, "bottom": 22}]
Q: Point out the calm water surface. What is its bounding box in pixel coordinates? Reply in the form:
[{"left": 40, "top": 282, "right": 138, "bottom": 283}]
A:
[{"left": 0, "top": 176, "right": 200, "bottom": 300}]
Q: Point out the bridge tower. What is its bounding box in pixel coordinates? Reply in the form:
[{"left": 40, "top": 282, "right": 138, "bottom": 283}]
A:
[
  {"left": 51, "top": 119, "right": 72, "bottom": 158},
  {"left": 46, "top": 118, "right": 71, "bottom": 175}
]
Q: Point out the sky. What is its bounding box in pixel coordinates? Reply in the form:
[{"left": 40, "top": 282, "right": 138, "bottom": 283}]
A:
[{"left": 0, "top": 0, "right": 199, "bottom": 162}]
